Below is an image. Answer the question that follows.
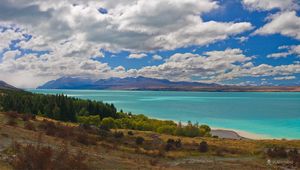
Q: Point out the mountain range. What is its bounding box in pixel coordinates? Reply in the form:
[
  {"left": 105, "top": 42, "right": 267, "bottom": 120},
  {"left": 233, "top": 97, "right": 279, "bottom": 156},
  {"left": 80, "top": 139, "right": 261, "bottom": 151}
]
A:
[
  {"left": 38, "top": 76, "right": 300, "bottom": 92},
  {"left": 38, "top": 76, "right": 218, "bottom": 90}
]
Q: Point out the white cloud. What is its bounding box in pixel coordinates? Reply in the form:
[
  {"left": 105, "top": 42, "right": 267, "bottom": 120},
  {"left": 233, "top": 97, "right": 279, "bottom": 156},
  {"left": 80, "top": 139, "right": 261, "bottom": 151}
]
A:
[
  {"left": 0, "top": 25, "right": 24, "bottom": 52},
  {"left": 0, "top": 0, "right": 253, "bottom": 53},
  {"left": 152, "top": 55, "right": 162, "bottom": 61},
  {"left": 274, "top": 76, "right": 296, "bottom": 80},
  {"left": 2, "top": 50, "right": 21, "bottom": 61},
  {"left": 132, "top": 49, "right": 300, "bottom": 83},
  {"left": 235, "top": 36, "right": 249, "bottom": 43},
  {"left": 254, "top": 11, "right": 300, "bottom": 40},
  {"left": 267, "top": 45, "right": 300, "bottom": 58},
  {"left": 0, "top": 0, "right": 255, "bottom": 87},
  {"left": 242, "top": 0, "right": 299, "bottom": 11},
  {"left": 0, "top": 51, "right": 130, "bottom": 88},
  {"left": 128, "top": 53, "right": 147, "bottom": 59},
  {"left": 134, "top": 48, "right": 253, "bottom": 82},
  {"left": 114, "top": 66, "right": 126, "bottom": 72}
]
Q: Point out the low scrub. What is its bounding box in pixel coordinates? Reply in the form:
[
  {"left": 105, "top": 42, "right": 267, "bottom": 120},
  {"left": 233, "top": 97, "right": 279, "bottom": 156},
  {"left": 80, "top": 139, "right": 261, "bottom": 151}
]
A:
[{"left": 11, "top": 143, "right": 89, "bottom": 170}]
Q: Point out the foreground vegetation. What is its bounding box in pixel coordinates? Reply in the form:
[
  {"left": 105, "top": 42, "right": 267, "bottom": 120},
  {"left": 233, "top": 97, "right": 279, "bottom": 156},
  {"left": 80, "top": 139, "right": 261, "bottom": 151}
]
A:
[
  {"left": 0, "top": 89, "right": 300, "bottom": 169},
  {"left": 0, "top": 112, "right": 300, "bottom": 170}
]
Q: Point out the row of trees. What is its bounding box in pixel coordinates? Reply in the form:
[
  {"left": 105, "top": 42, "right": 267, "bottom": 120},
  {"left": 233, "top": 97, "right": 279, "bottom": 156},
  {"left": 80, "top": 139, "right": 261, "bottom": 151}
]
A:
[
  {"left": 79, "top": 114, "right": 211, "bottom": 137},
  {"left": 0, "top": 90, "right": 118, "bottom": 122}
]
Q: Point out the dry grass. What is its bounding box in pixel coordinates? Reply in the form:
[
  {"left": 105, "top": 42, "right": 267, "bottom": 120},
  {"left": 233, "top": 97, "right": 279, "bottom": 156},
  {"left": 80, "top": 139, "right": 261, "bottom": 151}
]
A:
[{"left": 1, "top": 112, "right": 300, "bottom": 170}]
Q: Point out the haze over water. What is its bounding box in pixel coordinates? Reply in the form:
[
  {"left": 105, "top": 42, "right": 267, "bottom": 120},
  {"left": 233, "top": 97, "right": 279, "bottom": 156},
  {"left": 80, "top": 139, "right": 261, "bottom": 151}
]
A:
[{"left": 30, "top": 89, "right": 300, "bottom": 139}]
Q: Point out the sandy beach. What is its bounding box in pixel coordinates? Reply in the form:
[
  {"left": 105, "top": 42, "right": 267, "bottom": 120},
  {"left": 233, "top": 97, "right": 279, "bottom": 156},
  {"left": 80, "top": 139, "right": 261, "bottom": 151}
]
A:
[{"left": 211, "top": 128, "right": 271, "bottom": 140}]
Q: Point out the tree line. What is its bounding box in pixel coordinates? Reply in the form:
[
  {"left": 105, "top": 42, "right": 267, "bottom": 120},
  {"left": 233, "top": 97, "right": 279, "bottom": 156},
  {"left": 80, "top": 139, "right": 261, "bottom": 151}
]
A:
[{"left": 0, "top": 90, "right": 118, "bottom": 122}]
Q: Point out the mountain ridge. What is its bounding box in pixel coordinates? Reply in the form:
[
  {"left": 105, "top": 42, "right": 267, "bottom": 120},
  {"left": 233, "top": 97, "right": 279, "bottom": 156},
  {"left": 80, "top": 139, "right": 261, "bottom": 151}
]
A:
[
  {"left": 0, "top": 80, "right": 20, "bottom": 91},
  {"left": 38, "top": 76, "right": 219, "bottom": 90},
  {"left": 37, "top": 76, "right": 300, "bottom": 92}
]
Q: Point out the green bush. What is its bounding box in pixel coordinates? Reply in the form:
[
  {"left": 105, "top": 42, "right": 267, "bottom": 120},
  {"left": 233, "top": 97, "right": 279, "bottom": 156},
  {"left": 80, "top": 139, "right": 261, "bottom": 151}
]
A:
[
  {"left": 78, "top": 115, "right": 101, "bottom": 126},
  {"left": 157, "top": 125, "right": 176, "bottom": 135},
  {"left": 101, "top": 117, "right": 116, "bottom": 130}
]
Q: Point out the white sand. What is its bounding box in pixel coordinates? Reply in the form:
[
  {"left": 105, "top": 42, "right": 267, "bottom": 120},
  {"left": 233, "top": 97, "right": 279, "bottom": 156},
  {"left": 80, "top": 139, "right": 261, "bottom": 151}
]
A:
[{"left": 211, "top": 128, "right": 272, "bottom": 140}]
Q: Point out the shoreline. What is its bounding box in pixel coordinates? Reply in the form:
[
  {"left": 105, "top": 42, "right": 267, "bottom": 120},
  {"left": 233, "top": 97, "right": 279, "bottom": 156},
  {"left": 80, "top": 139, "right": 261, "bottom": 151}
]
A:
[
  {"left": 147, "top": 116, "right": 273, "bottom": 140},
  {"left": 210, "top": 127, "right": 271, "bottom": 140}
]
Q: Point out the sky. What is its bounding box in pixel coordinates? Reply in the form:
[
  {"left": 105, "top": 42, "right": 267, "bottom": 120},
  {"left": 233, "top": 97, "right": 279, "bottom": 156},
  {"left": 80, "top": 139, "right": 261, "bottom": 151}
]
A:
[{"left": 0, "top": 0, "right": 300, "bottom": 88}]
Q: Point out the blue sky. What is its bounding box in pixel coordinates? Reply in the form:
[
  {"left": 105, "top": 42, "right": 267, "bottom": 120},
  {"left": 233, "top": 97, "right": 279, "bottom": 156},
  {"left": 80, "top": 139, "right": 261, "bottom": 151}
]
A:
[{"left": 0, "top": 0, "right": 299, "bottom": 88}]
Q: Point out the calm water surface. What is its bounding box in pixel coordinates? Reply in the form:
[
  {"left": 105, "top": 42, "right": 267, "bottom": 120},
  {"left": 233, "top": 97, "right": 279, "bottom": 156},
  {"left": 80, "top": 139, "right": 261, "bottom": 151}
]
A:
[{"left": 29, "top": 89, "right": 300, "bottom": 139}]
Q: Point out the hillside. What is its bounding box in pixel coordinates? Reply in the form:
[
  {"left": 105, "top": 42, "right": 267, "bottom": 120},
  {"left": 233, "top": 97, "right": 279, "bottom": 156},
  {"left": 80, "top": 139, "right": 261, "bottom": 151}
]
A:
[
  {"left": 1, "top": 112, "right": 300, "bottom": 170},
  {"left": 38, "top": 76, "right": 300, "bottom": 92},
  {"left": 0, "top": 81, "right": 19, "bottom": 91}
]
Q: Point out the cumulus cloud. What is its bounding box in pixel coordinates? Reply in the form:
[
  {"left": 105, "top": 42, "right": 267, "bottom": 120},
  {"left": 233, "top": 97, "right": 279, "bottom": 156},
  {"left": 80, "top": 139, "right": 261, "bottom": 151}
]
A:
[
  {"left": 242, "top": 0, "right": 299, "bottom": 11},
  {"left": 152, "top": 55, "right": 163, "bottom": 61},
  {"left": 254, "top": 11, "right": 300, "bottom": 40},
  {"left": 274, "top": 76, "right": 296, "bottom": 80},
  {"left": 132, "top": 49, "right": 300, "bottom": 83},
  {"left": 0, "top": 25, "right": 24, "bottom": 52},
  {"left": 2, "top": 50, "right": 21, "bottom": 61},
  {"left": 267, "top": 45, "right": 300, "bottom": 58},
  {"left": 243, "top": 0, "right": 300, "bottom": 40},
  {"left": 0, "top": 51, "right": 129, "bottom": 88},
  {"left": 128, "top": 53, "right": 147, "bottom": 59},
  {"left": 0, "top": 0, "right": 253, "bottom": 53},
  {"left": 133, "top": 49, "right": 253, "bottom": 82}
]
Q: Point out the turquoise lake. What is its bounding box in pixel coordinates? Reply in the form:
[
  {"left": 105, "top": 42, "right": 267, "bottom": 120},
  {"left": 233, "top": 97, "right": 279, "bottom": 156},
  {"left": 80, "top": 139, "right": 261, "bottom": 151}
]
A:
[{"left": 29, "top": 89, "right": 300, "bottom": 139}]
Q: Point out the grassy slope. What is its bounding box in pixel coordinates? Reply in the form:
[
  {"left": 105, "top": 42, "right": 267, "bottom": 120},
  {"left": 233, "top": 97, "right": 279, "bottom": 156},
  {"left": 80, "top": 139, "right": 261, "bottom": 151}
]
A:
[{"left": 0, "top": 112, "right": 299, "bottom": 169}]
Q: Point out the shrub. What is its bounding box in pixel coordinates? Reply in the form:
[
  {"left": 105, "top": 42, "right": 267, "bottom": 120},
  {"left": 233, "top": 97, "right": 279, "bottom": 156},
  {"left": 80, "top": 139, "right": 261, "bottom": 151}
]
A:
[
  {"left": 6, "top": 117, "right": 17, "bottom": 126},
  {"left": 12, "top": 144, "right": 88, "bottom": 170},
  {"left": 76, "top": 132, "right": 90, "bottom": 145},
  {"left": 114, "top": 131, "right": 124, "bottom": 139},
  {"left": 266, "top": 147, "right": 287, "bottom": 158},
  {"left": 5, "top": 111, "right": 19, "bottom": 119},
  {"left": 199, "top": 141, "right": 208, "bottom": 153},
  {"left": 21, "top": 114, "right": 35, "bottom": 121},
  {"left": 78, "top": 115, "right": 101, "bottom": 126},
  {"left": 40, "top": 121, "right": 57, "bottom": 136},
  {"left": 98, "top": 129, "right": 109, "bottom": 138},
  {"left": 174, "top": 139, "right": 182, "bottom": 148},
  {"left": 128, "top": 131, "right": 134, "bottom": 136},
  {"left": 149, "top": 159, "right": 159, "bottom": 166},
  {"left": 135, "top": 136, "right": 144, "bottom": 145},
  {"left": 165, "top": 139, "right": 181, "bottom": 151},
  {"left": 100, "top": 117, "right": 116, "bottom": 130},
  {"left": 288, "top": 148, "right": 300, "bottom": 167},
  {"left": 165, "top": 143, "right": 173, "bottom": 151},
  {"left": 56, "top": 125, "right": 74, "bottom": 138},
  {"left": 174, "top": 121, "right": 210, "bottom": 137},
  {"left": 24, "top": 122, "right": 36, "bottom": 131},
  {"left": 157, "top": 125, "right": 176, "bottom": 135}
]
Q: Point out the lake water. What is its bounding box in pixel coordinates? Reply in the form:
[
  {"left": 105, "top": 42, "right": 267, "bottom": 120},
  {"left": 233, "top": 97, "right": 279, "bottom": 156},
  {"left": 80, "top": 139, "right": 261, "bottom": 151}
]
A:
[{"left": 29, "top": 89, "right": 300, "bottom": 139}]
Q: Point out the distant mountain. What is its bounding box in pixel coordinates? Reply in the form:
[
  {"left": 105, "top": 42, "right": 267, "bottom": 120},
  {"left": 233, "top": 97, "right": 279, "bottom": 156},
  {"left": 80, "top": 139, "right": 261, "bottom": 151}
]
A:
[
  {"left": 38, "top": 77, "right": 95, "bottom": 89},
  {"left": 38, "top": 76, "right": 300, "bottom": 92},
  {"left": 0, "top": 80, "right": 19, "bottom": 91},
  {"left": 38, "top": 76, "right": 218, "bottom": 90}
]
